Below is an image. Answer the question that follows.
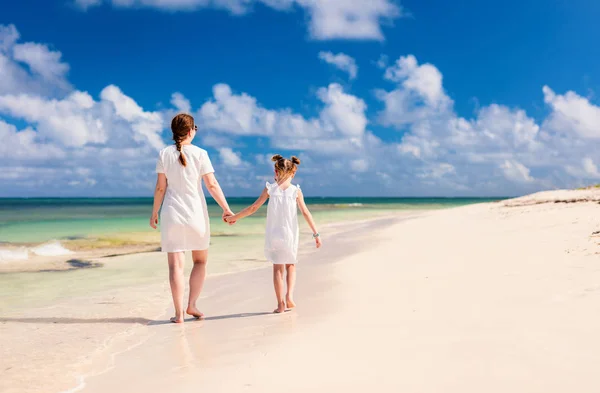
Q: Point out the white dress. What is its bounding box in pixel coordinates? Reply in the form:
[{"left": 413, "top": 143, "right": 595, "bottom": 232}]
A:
[
  {"left": 264, "top": 182, "right": 300, "bottom": 265},
  {"left": 156, "top": 145, "right": 214, "bottom": 252}
]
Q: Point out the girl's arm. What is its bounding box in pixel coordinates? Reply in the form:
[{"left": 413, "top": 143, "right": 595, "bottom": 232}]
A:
[
  {"left": 297, "top": 189, "right": 321, "bottom": 248},
  {"left": 202, "top": 173, "right": 234, "bottom": 219},
  {"left": 150, "top": 173, "right": 168, "bottom": 229},
  {"left": 226, "top": 188, "right": 269, "bottom": 222}
]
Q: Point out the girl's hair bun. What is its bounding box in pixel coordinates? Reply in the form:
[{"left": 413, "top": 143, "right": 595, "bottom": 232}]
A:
[
  {"left": 291, "top": 156, "right": 301, "bottom": 165},
  {"left": 271, "top": 154, "right": 284, "bottom": 162}
]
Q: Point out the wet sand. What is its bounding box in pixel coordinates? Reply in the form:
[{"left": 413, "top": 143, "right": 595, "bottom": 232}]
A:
[{"left": 0, "top": 213, "right": 418, "bottom": 393}]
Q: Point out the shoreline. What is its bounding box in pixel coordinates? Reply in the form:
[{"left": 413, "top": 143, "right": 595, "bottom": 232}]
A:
[
  {"left": 0, "top": 210, "right": 429, "bottom": 274},
  {"left": 1, "top": 212, "right": 420, "bottom": 393}
]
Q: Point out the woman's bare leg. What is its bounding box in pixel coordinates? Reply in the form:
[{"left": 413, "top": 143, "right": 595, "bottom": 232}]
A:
[
  {"left": 168, "top": 252, "right": 186, "bottom": 323},
  {"left": 273, "top": 264, "right": 286, "bottom": 313},
  {"left": 285, "top": 264, "right": 296, "bottom": 309},
  {"left": 187, "top": 249, "right": 208, "bottom": 318}
]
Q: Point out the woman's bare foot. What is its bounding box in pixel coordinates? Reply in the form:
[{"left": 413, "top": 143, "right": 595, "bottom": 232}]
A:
[
  {"left": 186, "top": 306, "right": 204, "bottom": 319},
  {"left": 286, "top": 297, "right": 296, "bottom": 309},
  {"left": 273, "top": 302, "right": 286, "bottom": 314},
  {"left": 170, "top": 316, "right": 184, "bottom": 323}
]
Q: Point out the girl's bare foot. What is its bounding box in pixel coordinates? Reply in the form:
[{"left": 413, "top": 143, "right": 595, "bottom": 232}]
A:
[
  {"left": 170, "top": 316, "right": 184, "bottom": 323},
  {"left": 286, "top": 298, "right": 296, "bottom": 309},
  {"left": 186, "top": 306, "right": 204, "bottom": 319},
  {"left": 273, "top": 302, "right": 286, "bottom": 314}
]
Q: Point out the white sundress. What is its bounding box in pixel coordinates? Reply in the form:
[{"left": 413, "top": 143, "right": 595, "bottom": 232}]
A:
[
  {"left": 156, "top": 145, "right": 215, "bottom": 252},
  {"left": 264, "top": 182, "right": 300, "bottom": 265}
]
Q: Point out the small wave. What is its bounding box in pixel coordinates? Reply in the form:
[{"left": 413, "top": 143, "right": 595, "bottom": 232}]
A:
[
  {"left": 333, "top": 203, "right": 364, "bottom": 208},
  {"left": 0, "top": 247, "right": 29, "bottom": 262},
  {"left": 31, "top": 241, "right": 75, "bottom": 257}
]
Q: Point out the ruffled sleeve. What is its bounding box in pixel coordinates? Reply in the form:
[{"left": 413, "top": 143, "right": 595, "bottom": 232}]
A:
[
  {"left": 265, "top": 181, "right": 273, "bottom": 195},
  {"left": 295, "top": 184, "right": 301, "bottom": 198}
]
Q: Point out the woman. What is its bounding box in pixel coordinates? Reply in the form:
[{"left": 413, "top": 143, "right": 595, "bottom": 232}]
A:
[{"left": 150, "top": 113, "right": 233, "bottom": 323}]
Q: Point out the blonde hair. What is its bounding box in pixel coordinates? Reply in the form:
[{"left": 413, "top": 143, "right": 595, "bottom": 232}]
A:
[{"left": 272, "top": 154, "right": 300, "bottom": 182}]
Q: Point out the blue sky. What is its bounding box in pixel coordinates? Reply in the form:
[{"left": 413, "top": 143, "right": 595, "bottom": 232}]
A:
[{"left": 1, "top": 0, "right": 600, "bottom": 197}]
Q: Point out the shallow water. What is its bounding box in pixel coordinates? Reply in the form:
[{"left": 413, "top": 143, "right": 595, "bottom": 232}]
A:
[
  {"left": 0, "top": 197, "right": 501, "bottom": 313},
  {"left": 0, "top": 197, "right": 499, "bottom": 244}
]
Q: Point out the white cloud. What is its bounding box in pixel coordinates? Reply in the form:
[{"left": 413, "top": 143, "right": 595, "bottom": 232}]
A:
[
  {"left": 376, "top": 54, "right": 600, "bottom": 193},
  {"left": 582, "top": 158, "right": 600, "bottom": 178},
  {"left": 170, "top": 92, "right": 192, "bottom": 113},
  {"left": 12, "top": 43, "right": 70, "bottom": 89},
  {"left": 318, "top": 51, "right": 358, "bottom": 79},
  {"left": 0, "top": 25, "right": 71, "bottom": 96},
  {"left": 317, "top": 83, "right": 367, "bottom": 137},
  {"left": 298, "top": 0, "right": 402, "bottom": 41},
  {"left": 542, "top": 85, "right": 600, "bottom": 140},
  {"left": 0, "top": 25, "right": 169, "bottom": 196},
  {"left": 219, "top": 147, "right": 244, "bottom": 167},
  {"left": 418, "top": 163, "right": 455, "bottom": 179},
  {"left": 201, "top": 133, "right": 234, "bottom": 148},
  {"left": 0, "top": 120, "right": 66, "bottom": 161},
  {"left": 0, "top": 92, "right": 105, "bottom": 147},
  {"left": 350, "top": 159, "right": 369, "bottom": 173},
  {"left": 384, "top": 55, "right": 447, "bottom": 106},
  {"left": 3, "top": 21, "right": 600, "bottom": 197},
  {"left": 74, "top": 0, "right": 403, "bottom": 41},
  {"left": 198, "top": 83, "right": 274, "bottom": 136},
  {"left": 0, "top": 86, "right": 164, "bottom": 150},
  {"left": 501, "top": 160, "right": 533, "bottom": 183},
  {"left": 569, "top": 157, "right": 600, "bottom": 180},
  {"left": 0, "top": 24, "right": 20, "bottom": 51},
  {"left": 196, "top": 82, "right": 367, "bottom": 153}
]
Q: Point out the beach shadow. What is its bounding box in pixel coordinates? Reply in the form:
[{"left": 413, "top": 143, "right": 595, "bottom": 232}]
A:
[
  {"left": 103, "top": 248, "right": 161, "bottom": 258},
  {"left": 148, "top": 312, "right": 273, "bottom": 325},
  {"left": 203, "top": 312, "right": 272, "bottom": 321},
  {"left": 0, "top": 312, "right": 273, "bottom": 326},
  {"left": 38, "top": 259, "right": 104, "bottom": 273},
  {"left": 0, "top": 317, "right": 155, "bottom": 324}
]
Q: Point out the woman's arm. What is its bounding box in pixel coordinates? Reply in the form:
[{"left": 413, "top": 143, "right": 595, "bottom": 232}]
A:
[
  {"left": 150, "top": 173, "right": 168, "bottom": 229},
  {"left": 297, "top": 189, "right": 321, "bottom": 248},
  {"left": 226, "top": 188, "right": 269, "bottom": 222},
  {"left": 202, "top": 173, "right": 233, "bottom": 219}
]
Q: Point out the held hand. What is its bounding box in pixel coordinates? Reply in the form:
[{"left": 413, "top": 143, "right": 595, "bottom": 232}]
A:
[
  {"left": 224, "top": 214, "right": 238, "bottom": 224},
  {"left": 222, "top": 210, "right": 236, "bottom": 225},
  {"left": 150, "top": 212, "right": 158, "bottom": 229},
  {"left": 315, "top": 236, "right": 322, "bottom": 249}
]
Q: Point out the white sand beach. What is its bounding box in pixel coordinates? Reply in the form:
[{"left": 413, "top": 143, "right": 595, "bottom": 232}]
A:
[{"left": 2, "top": 190, "right": 600, "bottom": 393}]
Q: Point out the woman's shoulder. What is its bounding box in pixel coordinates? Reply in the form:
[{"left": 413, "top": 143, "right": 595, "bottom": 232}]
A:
[
  {"left": 183, "top": 144, "right": 209, "bottom": 157},
  {"left": 158, "top": 145, "right": 176, "bottom": 156}
]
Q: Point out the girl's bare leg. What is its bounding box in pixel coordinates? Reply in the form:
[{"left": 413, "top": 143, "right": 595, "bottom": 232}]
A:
[
  {"left": 187, "top": 249, "right": 208, "bottom": 318},
  {"left": 285, "top": 264, "right": 296, "bottom": 309},
  {"left": 273, "top": 264, "right": 286, "bottom": 313},
  {"left": 168, "top": 252, "right": 186, "bottom": 323}
]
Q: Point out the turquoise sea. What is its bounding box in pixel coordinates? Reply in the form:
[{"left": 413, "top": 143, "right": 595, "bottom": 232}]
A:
[
  {"left": 0, "top": 196, "right": 506, "bottom": 314},
  {"left": 0, "top": 197, "right": 503, "bottom": 245}
]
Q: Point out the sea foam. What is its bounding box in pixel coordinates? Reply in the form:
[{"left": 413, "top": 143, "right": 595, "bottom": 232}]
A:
[
  {"left": 31, "top": 241, "right": 74, "bottom": 257},
  {"left": 0, "top": 247, "right": 29, "bottom": 262},
  {"left": 0, "top": 241, "right": 74, "bottom": 262}
]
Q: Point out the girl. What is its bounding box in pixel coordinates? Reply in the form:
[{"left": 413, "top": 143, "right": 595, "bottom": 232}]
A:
[
  {"left": 225, "top": 155, "right": 321, "bottom": 313},
  {"left": 150, "top": 113, "right": 234, "bottom": 323}
]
